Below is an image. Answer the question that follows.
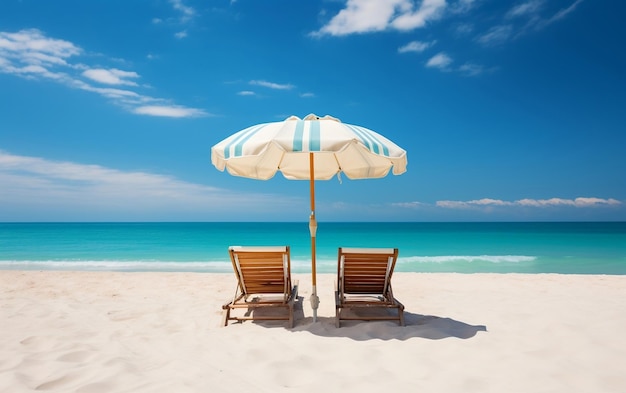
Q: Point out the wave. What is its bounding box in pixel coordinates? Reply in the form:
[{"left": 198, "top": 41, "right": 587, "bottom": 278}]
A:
[
  {"left": 0, "top": 255, "right": 537, "bottom": 273},
  {"left": 0, "top": 260, "right": 234, "bottom": 272},
  {"left": 398, "top": 255, "right": 537, "bottom": 264}
]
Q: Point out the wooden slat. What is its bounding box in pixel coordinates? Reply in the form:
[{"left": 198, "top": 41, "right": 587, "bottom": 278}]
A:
[
  {"left": 224, "top": 246, "right": 297, "bottom": 328},
  {"left": 336, "top": 247, "right": 403, "bottom": 327}
]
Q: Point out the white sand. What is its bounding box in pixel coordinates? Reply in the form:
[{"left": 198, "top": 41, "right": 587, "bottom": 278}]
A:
[{"left": 1, "top": 271, "right": 625, "bottom": 393}]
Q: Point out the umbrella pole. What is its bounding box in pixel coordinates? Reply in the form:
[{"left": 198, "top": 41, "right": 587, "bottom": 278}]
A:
[{"left": 309, "top": 152, "right": 319, "bottom": 322}]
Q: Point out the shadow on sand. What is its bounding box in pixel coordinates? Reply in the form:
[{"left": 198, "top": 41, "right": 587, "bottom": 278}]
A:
[{"left": 242, "top": 297, "right": 487, "bottom": 341}]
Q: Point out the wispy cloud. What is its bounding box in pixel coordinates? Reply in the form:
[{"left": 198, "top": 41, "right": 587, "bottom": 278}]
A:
[
  {"left": 424, "top": 52, "right": 489, "bottom": 76},
  {"left": 314, "top": 0, "right": 585, "bottom": 78},
  {"left": 170, "top": 0, "right": 196, "bottom": 23},
  {"left": 479, "top": 0, "right": 585, "bottom": 44},
  {"left": 458, "top": 62, "right": 486, "bottom": 76},
  {"left": 153, "top": 0, "right": 197, "bottom": 38},
  {"left": 312, "top": 0, "right": 446, "bottom": 36},
  {"left": 506, "top": 0, "right": 543, "bottom": 19},
  {"left": 534, "top": 0, "right": 584, "bottom": 29},
  {"left": 398, "top": 40, "right": 434, "bottom": 54},
  {"left": 132, "top": 105, "right": 206, "bottom": 118},
  {"left": 476, "top": 24, "right": 513, "bottom": 46},
  {"left": 174, "top": 30, "right": 188, "bottom": 39},
  {"left": 82, "top": 68, "right": 139, "bottom": 86},
  {"left": 392, "top": 201, "right": 428, "bottom": 209},
  {"left": 454, "top": 23, "right": 474, "bottom": 36},
  {"left": 392, "top": 0, "right": 447, "bottom": 31},
  {"left": 449, "top": 0, "right": 477, "bottom": 14},
  {"left": 393, "top": 197, "right": 622, "bottom": 214},
  {"left": 426, "top": 52, "right": 453, "bottom": 69},
  {"left": 249, "top": 80, "right": 295, "bottom": 90},
  {"left": 0, "top": 29, "right": 206, "bottom": 118},
  {"left": 0, "top": 151, "right": 298, "bottom": 220}
]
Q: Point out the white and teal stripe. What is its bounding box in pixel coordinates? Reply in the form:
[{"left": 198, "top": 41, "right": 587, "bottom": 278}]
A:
[{"left": 212, "top": 114, "right": 407, "bottom": 181}]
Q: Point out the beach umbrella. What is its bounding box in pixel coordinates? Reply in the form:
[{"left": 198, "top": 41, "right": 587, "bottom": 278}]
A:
[{"left": 211, "top": 114, "right": 407, "bottom": 322}]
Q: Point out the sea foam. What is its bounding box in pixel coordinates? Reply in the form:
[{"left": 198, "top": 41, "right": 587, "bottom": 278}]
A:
[
  {"left": 0, "top": 260, "right": 233, "bottom": 272},
  {"left": 399, "top": 255, "right": 537, "bottom": 264}
]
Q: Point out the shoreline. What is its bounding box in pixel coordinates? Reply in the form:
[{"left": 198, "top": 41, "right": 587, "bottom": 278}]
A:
[{"left": 2, "top": 271, "right": 626, "bottom": 392}]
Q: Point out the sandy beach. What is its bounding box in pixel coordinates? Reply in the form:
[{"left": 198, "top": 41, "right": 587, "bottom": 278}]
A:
[{"left": 1, "top": 271, "right": 625, "bottom": 392}]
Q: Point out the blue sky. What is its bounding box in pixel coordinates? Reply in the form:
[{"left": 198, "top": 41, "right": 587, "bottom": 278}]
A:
[{"left": 1, "top": 0, "right": 624, "bottom": 222}]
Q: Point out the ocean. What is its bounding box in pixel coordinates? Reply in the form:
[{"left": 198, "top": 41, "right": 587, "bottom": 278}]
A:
[{"left": 1, "top": 222, "right": 625, "bottom": 274}]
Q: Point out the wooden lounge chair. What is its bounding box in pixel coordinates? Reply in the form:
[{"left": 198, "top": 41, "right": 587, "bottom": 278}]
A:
[
  {"left": 335, "top": 247, "right": 404, "bottom": 327},
  {"left": 222, "top": 246, "right": 299, "bottom": 328}
]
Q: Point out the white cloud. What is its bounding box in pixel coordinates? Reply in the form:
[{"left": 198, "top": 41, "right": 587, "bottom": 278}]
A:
[
  {"left": 426, "top": 52, "right": 452, "bottom": 69},
  {"left": 436, "top": 197, "right": 622, "bottom": 209},
  {"left": 237, "top": 90, "right": 256, "bottom": 96},
  {"left": 249, "top": 80, "right": 295, "bottom": 90},
  {"left": 0, "top": 28, "right": 81, "bottom": 61},
  {"left": 82, "top": 68, "right": 139, "bottom": 86},
  {"left": 174, "top": 30, "right": 188, "bottom": 39},
  {"left": 398, "top": 40, "right": 433, "bottom": 53},
  {"left": 0, "top": 29, "right": 205, "bottom": 118},
  {"left": 133, "top": 105, "right": 207, "bottom": 118},
  {"left": 391, "top": 0, "right": 446, "bottom": 31},
  {"left": 0, "top": 151, "right": 297, "bottom": 220},
  {"left": 314, "top": 0, "right": 402, "bottom": 36},
  {"left": 313, "top": 0, "right": 446, "bottom": 36}
]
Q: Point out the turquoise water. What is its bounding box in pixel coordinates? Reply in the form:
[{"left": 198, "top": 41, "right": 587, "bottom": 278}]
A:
[{"left": 1, "top": 222, "right": 625, "bottom": 274}]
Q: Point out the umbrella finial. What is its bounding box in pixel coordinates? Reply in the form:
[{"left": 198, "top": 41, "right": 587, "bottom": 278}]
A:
[{"left": 303, "top": 113, "right": 341, "bottom": 122}]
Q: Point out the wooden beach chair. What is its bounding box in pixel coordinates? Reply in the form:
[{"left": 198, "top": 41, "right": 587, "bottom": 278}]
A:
[
  {"left": 222, "top": 246, "right": 299, "bottom": 328},
  {"left": 335, "top": 247, "right": 404, "bottom": 327}
]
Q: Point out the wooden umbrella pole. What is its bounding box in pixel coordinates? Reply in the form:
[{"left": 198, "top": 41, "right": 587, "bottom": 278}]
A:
[{"left": 309, "top": 152, "right": 319, "bottom": 321}]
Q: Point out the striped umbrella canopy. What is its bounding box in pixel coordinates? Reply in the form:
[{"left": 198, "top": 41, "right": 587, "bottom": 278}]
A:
[{"left": 211, "top": 114, "right": 407, "bottom": 322}]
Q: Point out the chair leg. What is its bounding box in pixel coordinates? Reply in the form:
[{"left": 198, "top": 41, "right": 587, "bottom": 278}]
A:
[
  {"left": 335, "top": 288, "right": 341, "bottom": 328},
  {"left": 222, "top": 308, "right": 230, "bottom": 327}
]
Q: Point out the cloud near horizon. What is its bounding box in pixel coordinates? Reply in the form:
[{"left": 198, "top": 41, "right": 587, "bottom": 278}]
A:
[
  {"left": 393, "top": 197, "right": 622, "bottom": 211},
  {"left": 433, "top": 197, "right": 621, "bottom": 209},
  {"left": 0, "top": 29, "right": 206, "bottom": 118},
  {"left": 0, "top": 151, "right": 300, "bottom": 220}
]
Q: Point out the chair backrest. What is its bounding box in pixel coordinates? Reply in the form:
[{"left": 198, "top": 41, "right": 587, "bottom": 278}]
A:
[
  {"left": 229, "top": 246, "right": 291, "bottom": 298},
  {"left": 338, "top": 248, "right": 399, "bottom": 295}
]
